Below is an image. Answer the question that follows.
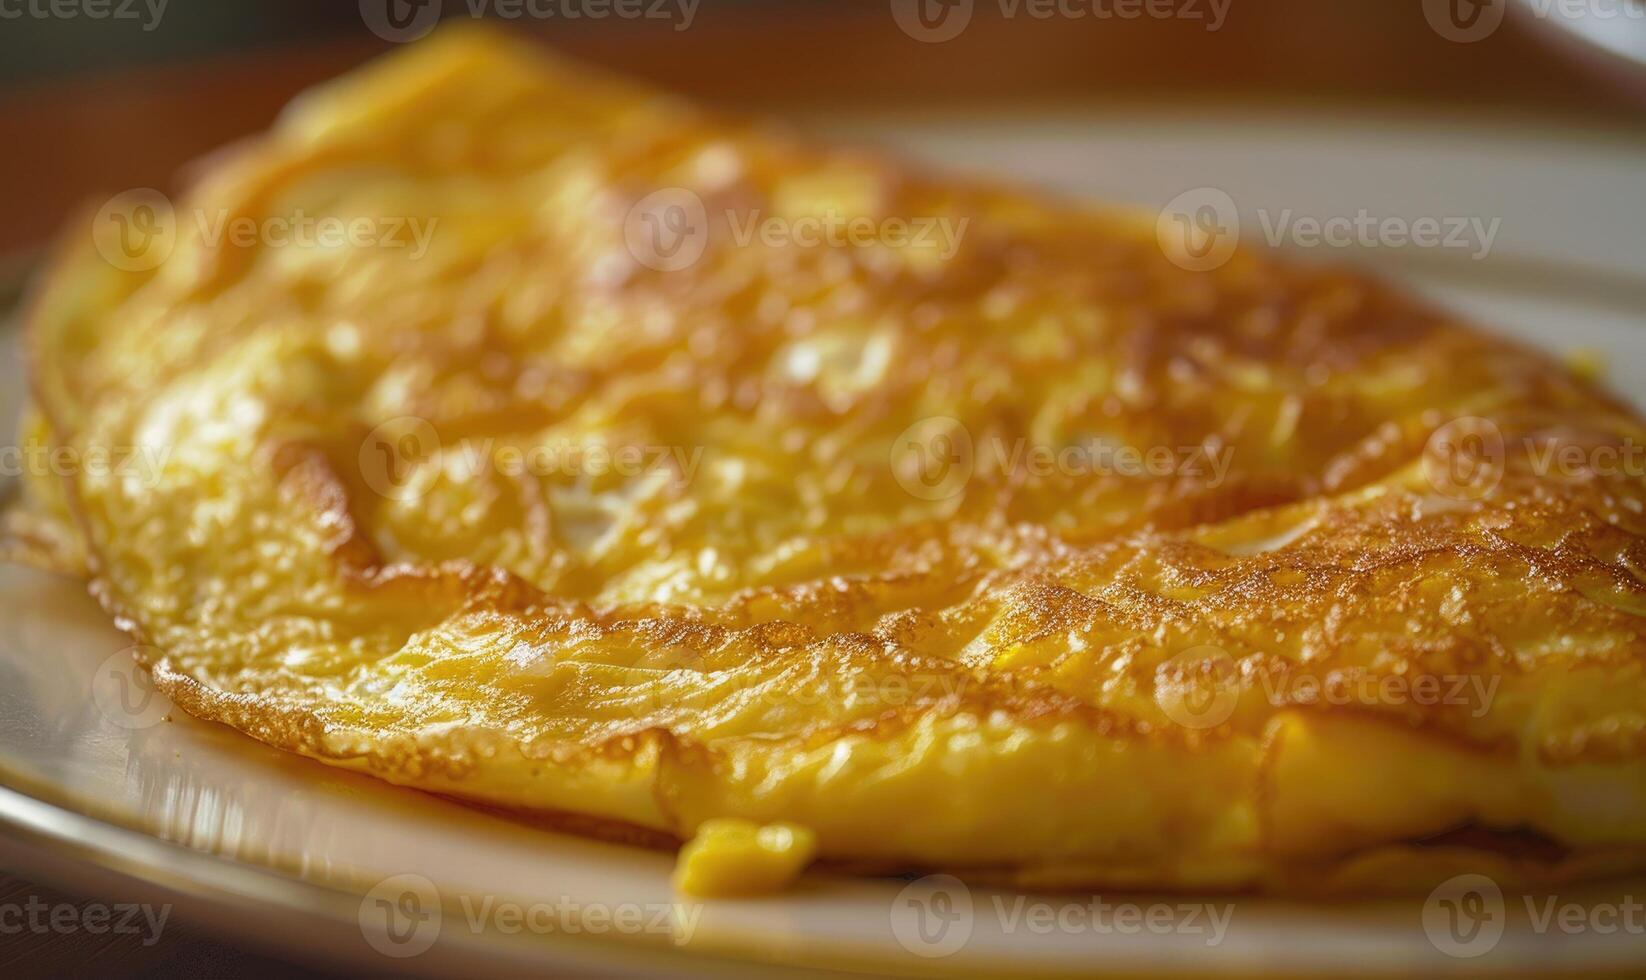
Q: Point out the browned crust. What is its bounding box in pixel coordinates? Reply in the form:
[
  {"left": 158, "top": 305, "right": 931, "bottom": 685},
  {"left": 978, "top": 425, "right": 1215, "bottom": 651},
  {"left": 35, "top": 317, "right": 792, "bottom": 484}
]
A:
[{"left": 20, "top": 28, "right": 1646, "bottom": 893}]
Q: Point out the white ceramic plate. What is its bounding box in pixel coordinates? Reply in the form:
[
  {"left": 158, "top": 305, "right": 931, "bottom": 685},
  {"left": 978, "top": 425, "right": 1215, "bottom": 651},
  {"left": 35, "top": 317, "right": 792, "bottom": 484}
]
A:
[{"left": 3, "top": 107, "right": 1646, "bottom": 977}]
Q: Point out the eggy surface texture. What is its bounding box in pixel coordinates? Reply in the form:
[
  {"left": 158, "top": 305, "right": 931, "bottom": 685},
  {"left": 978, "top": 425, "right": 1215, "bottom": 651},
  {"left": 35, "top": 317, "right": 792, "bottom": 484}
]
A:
[{"left": 20, "top": 27, "right": 1646, "bottom": 891}]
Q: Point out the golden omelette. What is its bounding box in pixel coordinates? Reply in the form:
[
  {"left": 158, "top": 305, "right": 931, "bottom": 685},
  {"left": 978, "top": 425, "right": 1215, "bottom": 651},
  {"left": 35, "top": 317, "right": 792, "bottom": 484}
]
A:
[{"left": 8, "top": 26, "right": 1646, "bottom": 896}]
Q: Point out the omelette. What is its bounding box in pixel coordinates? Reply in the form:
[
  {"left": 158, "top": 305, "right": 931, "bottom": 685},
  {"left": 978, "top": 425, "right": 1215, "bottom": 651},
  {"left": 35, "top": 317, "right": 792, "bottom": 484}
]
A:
[{"left": 8, "top": 26, "right": 1646, "bottom": 896}]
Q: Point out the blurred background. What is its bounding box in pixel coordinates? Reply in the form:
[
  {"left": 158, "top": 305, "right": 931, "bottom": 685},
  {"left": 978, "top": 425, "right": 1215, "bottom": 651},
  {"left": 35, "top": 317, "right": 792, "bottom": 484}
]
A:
[{"left": 2, "top": 0, "right": 1645, "bottom": 260}]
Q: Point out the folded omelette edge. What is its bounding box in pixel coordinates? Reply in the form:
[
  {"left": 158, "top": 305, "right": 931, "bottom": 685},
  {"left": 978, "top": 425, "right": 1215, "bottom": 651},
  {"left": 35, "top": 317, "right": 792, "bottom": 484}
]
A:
[{"left": 12, "top": 25, "right": 1646, "bottom": 895}]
